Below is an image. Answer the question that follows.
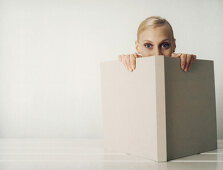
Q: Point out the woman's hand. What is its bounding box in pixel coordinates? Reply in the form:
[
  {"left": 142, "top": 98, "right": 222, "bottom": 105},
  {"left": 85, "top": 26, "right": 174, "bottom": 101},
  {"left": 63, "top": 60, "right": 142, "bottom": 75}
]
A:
[
  {"left": 118, "top": 52, "right": 197, "bottom": 72},
  {"left": 118, "top": 52, "right": 142, "bottom": 72},
  {"left": 171, "top": 53, "right": 197, "bottom": 72}
]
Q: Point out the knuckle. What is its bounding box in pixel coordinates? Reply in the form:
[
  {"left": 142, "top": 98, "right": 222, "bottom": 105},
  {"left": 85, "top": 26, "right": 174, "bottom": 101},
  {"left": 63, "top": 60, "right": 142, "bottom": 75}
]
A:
[
  {"left": 130, "top": 60, "right": 135, "bottom": 65},
  {"left": 180, "top": 55, "right": 184, "bottom": 59},
  {"left": 187, "top": 55, "right": 191, "bottom": 60},
  {"left": 125, "top": 55, "right": 130, "bottom": 59}
]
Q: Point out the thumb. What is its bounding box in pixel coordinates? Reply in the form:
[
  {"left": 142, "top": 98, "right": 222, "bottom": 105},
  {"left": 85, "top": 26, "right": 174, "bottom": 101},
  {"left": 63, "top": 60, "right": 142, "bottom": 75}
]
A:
[
  {"left": 135, "top": 52, "right": 142, "bottom": 58},
  {"left": 171, "top": 52, "right": 181, "bottom": 58}
]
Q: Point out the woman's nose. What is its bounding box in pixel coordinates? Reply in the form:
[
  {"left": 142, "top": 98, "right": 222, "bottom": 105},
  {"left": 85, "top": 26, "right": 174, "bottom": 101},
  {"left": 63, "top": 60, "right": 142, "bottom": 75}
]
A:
[{"left": 154, "top": 47, "right": 162, "bottom": 56}]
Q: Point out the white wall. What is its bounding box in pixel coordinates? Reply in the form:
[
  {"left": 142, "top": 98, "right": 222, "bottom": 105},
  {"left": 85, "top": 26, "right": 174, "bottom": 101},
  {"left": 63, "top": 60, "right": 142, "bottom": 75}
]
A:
[{"left": 0, "top": 0, "right": 222, "bottom": 139}]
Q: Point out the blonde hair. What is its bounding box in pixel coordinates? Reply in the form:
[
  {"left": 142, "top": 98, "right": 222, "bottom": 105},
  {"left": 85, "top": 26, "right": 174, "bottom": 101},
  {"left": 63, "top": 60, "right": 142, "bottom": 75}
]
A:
[{"left": 137, "top": 16, "right": 174, "bottom": 41}]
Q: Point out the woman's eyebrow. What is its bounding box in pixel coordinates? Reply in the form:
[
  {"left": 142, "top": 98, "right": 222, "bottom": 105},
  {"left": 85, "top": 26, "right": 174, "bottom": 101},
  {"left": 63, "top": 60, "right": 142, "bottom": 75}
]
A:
[
  {"left": 143, "top": 40, "right": 153, "bottom": 43},
  {"left": 143, "top": 39, "right": 170, "bottom": 43},
  {"left": 160, "top": 39, "right": 171, "bottom": 42}
]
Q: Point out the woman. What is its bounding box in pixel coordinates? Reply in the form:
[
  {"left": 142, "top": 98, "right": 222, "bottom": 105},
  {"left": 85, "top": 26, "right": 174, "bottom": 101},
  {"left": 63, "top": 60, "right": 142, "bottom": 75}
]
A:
[{"left": 118, "top": 16, "right": 196, "bottom": 72}]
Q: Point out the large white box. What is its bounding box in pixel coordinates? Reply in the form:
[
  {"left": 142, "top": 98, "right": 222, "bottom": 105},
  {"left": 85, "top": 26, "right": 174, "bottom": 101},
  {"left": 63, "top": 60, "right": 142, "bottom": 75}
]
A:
[{"left": 100, "top": 55, "right": 217, "bottom": 162}]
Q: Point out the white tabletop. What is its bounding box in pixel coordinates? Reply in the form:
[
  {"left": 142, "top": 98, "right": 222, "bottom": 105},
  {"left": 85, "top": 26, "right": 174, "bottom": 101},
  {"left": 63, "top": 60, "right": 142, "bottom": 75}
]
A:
[{"left": 0, "top": 138, "right": 222, "bottom": 170}]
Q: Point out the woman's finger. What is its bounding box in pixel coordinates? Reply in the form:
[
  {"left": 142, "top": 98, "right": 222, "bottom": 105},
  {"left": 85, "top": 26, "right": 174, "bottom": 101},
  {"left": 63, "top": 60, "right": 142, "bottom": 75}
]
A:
[
  {"left": 185, "top": 54, "right": 191, "bottom": 71},
  {"left": 118, "top": 54, "right": 123, "bottom": 62},
  {"left": 125, "top": 55, "right": 131, "bottom": 71},
  {"left": 188, "top": 55, "right": 195, "bottom": 71},
  {"left": 188, "top": 55, "right": 196, "bottom": 70},
  {"left": 130, "top": 54, "right": 136, "bottom": 71},
  {"left": 135, "top": 52, "right": 142, "bottom": 58},
  {"left": 119, "top": 55, "right": 128, "bottom": 70},
  {"left": 192, "top": 55, "right": 197, "bottom": 61},
  {"left": 180, "top": 54, "right": 187, "bottom": 70},
  {"left": 133, "top": 53, "right": 138, "bottom": 59},
  {"left": 171, "top": 53, "right": 183, "bottom": 70},
  {"left": 133, "top": 52, "right": 140, "bottom": 70},
  {"left": 188, "top": 58, "right": 193, "bottom": 70},
  {"left": 121, "top": 55, "right": 128, "bottom": 71},
  {"left": 171, "top": 52, "right": 181, "bottom": 58}
]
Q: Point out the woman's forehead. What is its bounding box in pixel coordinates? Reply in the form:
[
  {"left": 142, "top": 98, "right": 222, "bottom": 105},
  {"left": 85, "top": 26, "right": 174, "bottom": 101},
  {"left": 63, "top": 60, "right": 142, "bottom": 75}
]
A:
[{"left": 139, "top": 25, "right": 173, "bottom": 42}]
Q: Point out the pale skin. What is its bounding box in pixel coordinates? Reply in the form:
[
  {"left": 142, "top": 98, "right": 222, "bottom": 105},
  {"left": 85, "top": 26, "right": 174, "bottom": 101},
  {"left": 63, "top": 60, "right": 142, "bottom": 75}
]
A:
[{"left": 118, "top": 24, "right": 196, "bottom": 72}]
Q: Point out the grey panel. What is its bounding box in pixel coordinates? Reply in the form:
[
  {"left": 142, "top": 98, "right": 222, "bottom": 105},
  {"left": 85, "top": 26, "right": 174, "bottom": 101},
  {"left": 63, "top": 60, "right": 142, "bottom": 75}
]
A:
[{"left": 164, "top": 57, "right": 217, "bottom": 161}]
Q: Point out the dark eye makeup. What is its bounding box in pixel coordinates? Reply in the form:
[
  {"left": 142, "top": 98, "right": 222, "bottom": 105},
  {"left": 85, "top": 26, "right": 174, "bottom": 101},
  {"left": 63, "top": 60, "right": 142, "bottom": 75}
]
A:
[
  {"left": 161, "top": 42, "right": 170, "bottom": 49},
  {"left": 144, "top": 43, "right": 153, "bottom": 48},
  {"left": 143, "top": 42, "right": 171, "bottom": 49}
]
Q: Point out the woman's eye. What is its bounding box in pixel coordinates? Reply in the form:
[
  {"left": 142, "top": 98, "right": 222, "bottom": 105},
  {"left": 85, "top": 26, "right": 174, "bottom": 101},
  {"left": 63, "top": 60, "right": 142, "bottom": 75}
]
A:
[
  {"left": 144, "top": 43, "right": 152, "bottom": 48},
  {"left": 161, "top": 42, "right": 170, "bottom": 49}
]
